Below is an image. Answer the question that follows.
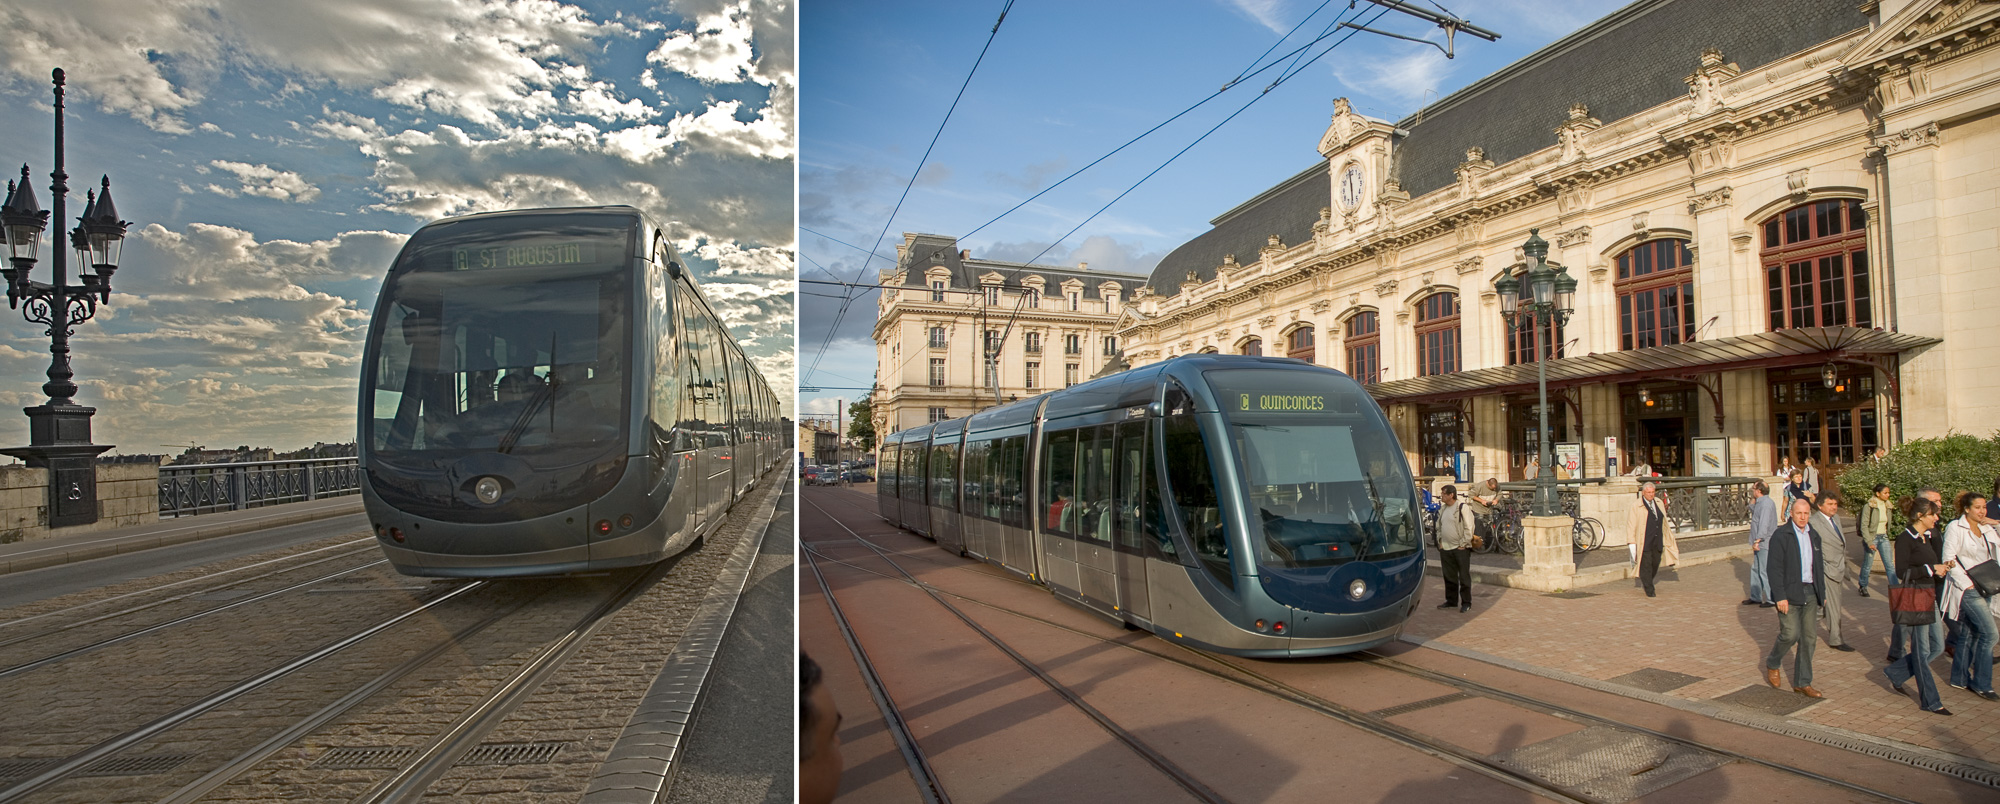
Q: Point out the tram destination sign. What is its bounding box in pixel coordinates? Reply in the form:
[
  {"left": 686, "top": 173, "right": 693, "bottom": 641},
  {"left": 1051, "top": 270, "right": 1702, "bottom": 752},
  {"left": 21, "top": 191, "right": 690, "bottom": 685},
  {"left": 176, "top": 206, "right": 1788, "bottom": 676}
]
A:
[
  {"left": 453, "top": 242, "right": 598, "bottom": 271},
  {"left": 1237, "top": 392, "right": 1326, "bottom": 412}
]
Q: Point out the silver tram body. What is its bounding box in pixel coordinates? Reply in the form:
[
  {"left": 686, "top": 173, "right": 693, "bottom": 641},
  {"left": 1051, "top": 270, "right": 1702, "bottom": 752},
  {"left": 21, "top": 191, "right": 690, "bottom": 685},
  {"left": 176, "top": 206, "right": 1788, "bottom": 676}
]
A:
[
  {"left": 878, "top": 355, "right": 1425, "bottom": 657},
  {"left": 358, "top": 206, "right": 782, "bottom": 577}
]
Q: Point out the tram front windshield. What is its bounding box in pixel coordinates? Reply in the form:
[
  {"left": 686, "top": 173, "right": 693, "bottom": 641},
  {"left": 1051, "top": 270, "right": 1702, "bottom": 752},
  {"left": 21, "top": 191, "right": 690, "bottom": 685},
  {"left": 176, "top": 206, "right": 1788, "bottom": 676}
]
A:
[
  {"left": 1205, "top": 369, "right": 1419, "bottom": 568},
  {"left": 366, "top": 214, "right": 632, "bottom": 468}
]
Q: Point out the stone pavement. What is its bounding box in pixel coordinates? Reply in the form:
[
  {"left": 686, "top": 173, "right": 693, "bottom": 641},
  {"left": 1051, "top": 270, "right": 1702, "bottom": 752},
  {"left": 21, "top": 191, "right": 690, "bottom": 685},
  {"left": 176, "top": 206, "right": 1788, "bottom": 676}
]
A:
[
  {"left": 1406, "top": 547, "right": 2000, "bottom": 766},
  {"left": 0, "top": 496, "right": 364, "bottom": 575}
]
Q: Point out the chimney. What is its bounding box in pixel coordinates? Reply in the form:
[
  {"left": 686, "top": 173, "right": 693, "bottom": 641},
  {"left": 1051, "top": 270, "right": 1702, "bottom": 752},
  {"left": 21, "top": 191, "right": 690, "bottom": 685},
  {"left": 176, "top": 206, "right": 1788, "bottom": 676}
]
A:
[
  {"left": 961, "top": 249, "right": 970, "bottom": 259},
  {"left": 1078, "top": 261, "right": 1088, "bottom": 271}
]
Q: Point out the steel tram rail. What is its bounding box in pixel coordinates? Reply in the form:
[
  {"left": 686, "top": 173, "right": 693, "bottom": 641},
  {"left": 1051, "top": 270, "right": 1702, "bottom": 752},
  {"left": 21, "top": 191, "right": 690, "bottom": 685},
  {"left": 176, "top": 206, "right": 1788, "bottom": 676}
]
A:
[
  {"left": 808, "top": 488, "right": 1935, "bottom": 804},
  {"left": 802, "top": 536, "right": 951, "bottom": 804},
  {"left": 808, "top": 495, "right": 1235, "bottom": 804},
  {"left": 0, "top": 580, "right": 488, "bottom": 803},
  {"left": 0, "top": 560, "right": 390, "bottom": 680},
  {"left": 0, "top": 536, "right": 377, "bottom": 634}
]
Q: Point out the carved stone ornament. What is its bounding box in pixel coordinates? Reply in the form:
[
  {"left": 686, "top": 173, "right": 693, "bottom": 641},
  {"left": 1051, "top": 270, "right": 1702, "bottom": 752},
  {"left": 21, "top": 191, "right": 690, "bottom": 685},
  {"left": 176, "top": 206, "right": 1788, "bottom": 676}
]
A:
[
  {"left": 1589, "top": 265, "right": 1610, "bottom": 284},
  {"left": 1218, "top": 254, "right": 1239, "bottom": 274},
  {"left": 1348, "top": 293, "right": 1361, "bottom": 306},
  {"left": 1257, "top": 315, "right": 1276, "bottom": 329},
  {"left": 1290, "top": 309, "right": 1301, "bottom": 321},
  {"left": 1630, "top": 211, "right": 1650, "bottom": 239},
  {"left": 1687, "top": 186, "right": 1733, "bottom": 214},
  {"left": 1419, "top": 271, "right": 1435, "bottom": 288},
  {"left": 1373, "top": 279, "right": 1399, "bottom": 298},
  {"left": 1786, "top": 167, "right": 1810, "bottom": 195},
  {"left": 1309, "top": 299, "right": 1333, "bottom": 314},
  {"left": 1684, "top": 47, "right": 1739, "bottom": 116},
  {"left": 1555, "top": 103, "right": 1602, "bottom": 164},
  {"left": 1455, "top": 148, "right": 1495, "bottom": 197},
  {"left": 1313, "top": 206, "right": 1333, "bottom": 235},
  {"left": 1872, "top": 122, "right": 1941, "bottom": 155},
  {"left": 1178, "top": 340, "right": 1193, "bottom": 351},
  {"left": 1215, "top": 328, "right": 1229, "bottom": 339},
  {"left": 1555, "top": 183, "right": 1592, "bottom": 216},
  {"left": 1454, "top": 255, "right": 1483, "bottom": 275},
  {"left": 1555, "top": 226, "right": 1592, "bottom": 249}
]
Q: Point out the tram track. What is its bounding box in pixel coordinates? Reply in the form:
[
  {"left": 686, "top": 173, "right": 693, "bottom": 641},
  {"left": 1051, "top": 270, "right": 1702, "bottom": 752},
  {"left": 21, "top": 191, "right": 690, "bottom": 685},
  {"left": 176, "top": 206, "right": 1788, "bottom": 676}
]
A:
[{"left": 805, "top": 488, "right": 1947, "bottom": 803}]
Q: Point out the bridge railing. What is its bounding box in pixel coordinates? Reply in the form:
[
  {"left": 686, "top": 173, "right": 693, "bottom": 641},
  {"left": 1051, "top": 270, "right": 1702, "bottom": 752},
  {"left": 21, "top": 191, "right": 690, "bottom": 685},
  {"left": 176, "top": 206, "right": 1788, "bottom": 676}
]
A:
[{"left": 159, "top": 457, "right": 361, "bottom": 518}]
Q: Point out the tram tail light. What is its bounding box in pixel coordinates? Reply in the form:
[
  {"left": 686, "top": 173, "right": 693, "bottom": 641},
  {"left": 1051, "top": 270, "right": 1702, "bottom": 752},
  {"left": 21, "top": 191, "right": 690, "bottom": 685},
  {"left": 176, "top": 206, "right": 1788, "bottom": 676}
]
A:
[
  {"left": 619, "top": 514, "right": 635, "bottom": 530},
  {"left": 388, "top": 527, "right": 405, "bottom": 542},
  {"left": 1273, "top": 621, "right": 1287, "bottom": 634},
  {"left": 595, "top": 519, "right": 614, "bottom": 535},
  {"left": 1255, "top": 619, "right": 1268, "bottom": 631}
]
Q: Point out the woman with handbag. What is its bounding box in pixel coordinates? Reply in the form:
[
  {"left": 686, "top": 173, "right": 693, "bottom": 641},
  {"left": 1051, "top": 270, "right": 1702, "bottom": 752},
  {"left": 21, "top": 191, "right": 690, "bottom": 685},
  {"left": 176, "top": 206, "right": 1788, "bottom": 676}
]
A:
[
  {"left": 1942, "top": 492, "right": 2000, "bottom": 700},
  {"left": 1887, "top": 497, "right": 1951, "bottom": 715}
]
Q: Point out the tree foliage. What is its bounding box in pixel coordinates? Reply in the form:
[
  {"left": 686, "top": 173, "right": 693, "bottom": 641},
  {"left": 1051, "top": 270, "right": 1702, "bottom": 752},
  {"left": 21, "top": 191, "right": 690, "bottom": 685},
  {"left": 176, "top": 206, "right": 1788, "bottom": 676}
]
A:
[
  {"left": 1836, "top": 433, "right": 2000, "bottom": 527},
  {"left": 847, "top": 398, "right": 876, "bottom": 450}
]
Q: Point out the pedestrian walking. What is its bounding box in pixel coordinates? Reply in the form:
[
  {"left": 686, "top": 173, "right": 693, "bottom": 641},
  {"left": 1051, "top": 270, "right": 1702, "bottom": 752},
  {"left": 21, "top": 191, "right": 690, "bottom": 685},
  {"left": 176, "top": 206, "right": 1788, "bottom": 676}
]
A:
[
  {"left": 1802, "top": 456, "right": 1822, "bottom": 497},
  {"left": 1626, "top": 481, "right": 1678, "bottom": 597},
  {"left": 1783, "top": 470, "right": 1812, "bottom": 509},
  {"left": 1744, "top": 480, "right": 1778, "bottom": 607},
  {"left": 1943, "top": 492, "right": 2000, "bottom": 700},
  {"left": 1885, "top": 497, "right": 1952, "bottom": 715},
  {"left": 1434, "top": 485, "right": 1479, "bottom": 612},
  {"left": 1859, "top": 483, "right": 1896, "bottom": 598},
  {"left": 1810, "top": 492, "right": 1857, "bottom": 652},
  {"left": 1767, "top": 497, "right": 1826, "bottom": 698},
  {"left": 1465, "top": 477, "right": 1500, "bottom": 547}
]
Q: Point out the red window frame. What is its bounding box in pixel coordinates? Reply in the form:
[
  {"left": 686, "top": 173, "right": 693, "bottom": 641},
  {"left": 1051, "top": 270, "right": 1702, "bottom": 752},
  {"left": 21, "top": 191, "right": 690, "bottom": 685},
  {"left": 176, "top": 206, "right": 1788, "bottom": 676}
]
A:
[
  {"left": 1762, "top": 200, "right": 1871, "bottom": 330},
  {"left": 1615, "top": 239, "right": 1694, "bottom": 351},
  {"left": 1414, "top": 293, "right": 1460, "bottom": 376},
  {"left": 1344, "top": 311, "right": 1380, "bottom": 383},
  {"left": 1241, "top": 337, "right": 1262, "bottom": 356},
  {"left": 1286, "top": 326, "right": 1315, "bottom": 363}
]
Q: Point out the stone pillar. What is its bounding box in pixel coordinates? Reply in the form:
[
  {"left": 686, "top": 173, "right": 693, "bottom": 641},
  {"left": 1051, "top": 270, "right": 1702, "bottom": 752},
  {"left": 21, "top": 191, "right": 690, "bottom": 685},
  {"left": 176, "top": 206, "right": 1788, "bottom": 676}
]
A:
[
  {"left": 1516, "top": 514, "right": 1577, "bottom": 591},
  {"left": 1585, "top": 477, "right": 1639, "bottom": 549}
]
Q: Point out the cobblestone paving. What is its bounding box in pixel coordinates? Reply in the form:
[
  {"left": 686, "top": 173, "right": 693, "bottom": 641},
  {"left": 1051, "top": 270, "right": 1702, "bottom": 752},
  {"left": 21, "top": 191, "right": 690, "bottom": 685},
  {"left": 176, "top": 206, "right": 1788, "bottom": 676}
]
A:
[
  {"left": 1405, "top": 550, "right": 2000, "bottom": 763},
  {"left": 197, "top": 470, "right": 785, "bottom": 803},
  {"left": 0, "top": 530, "right": 373, "bottom": 627}
]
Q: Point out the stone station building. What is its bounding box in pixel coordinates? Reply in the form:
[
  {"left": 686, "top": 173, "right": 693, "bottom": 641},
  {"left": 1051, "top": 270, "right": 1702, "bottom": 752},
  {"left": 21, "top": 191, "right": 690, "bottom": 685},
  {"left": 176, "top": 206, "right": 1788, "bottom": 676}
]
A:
[{"left": 1115, "top": 0, "right": 1997, "bottom": 501}]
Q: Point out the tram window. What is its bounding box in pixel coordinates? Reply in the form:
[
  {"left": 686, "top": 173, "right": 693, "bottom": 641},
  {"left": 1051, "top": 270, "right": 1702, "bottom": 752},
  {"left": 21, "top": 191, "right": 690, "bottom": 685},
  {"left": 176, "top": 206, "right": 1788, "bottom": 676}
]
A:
[
  {"left": 1043, "top": 430, "right": 1078, "bottom": 535},
  {"left": 1077, "top": 426, "right": 1115, "bottom": 546},
  {"left": 932, "top": 442, "right": 958, "bottom": 512},
  {"left": 880, "top": 444, "right": 897, "bottom": 495},
  {"left": 998, "top": 435, "right": 1027, "bottom": 528},
  {"left": 1115, "top": 419, "right": 1163, "bottom": 557},
  {"left": 1164, "top": 410, "right": 1231, "bottom": 587}
]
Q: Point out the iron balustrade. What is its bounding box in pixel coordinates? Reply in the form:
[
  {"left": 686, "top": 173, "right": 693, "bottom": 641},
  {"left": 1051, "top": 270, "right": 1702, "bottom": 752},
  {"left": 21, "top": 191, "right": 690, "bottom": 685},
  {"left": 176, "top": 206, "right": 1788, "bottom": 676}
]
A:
[
  {"left": 1650, "top": 476, "right": 1758, "bottom": 532},
  {"left": 158, "top": 457, "right": 359, "bottom": 518}
]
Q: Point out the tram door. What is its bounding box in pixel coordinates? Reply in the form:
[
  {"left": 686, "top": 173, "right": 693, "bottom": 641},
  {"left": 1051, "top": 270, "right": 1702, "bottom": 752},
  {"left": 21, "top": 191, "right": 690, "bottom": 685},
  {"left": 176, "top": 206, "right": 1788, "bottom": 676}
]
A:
[{"left": 1112, "top": 417, "right": 1152, "bottom": 621}]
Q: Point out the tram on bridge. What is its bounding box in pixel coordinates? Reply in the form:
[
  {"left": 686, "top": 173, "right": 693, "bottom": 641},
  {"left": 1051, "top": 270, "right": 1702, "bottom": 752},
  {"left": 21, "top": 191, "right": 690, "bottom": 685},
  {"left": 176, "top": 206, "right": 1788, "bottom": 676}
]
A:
[
  {"left": 358, "top": 206, "right": 782, "bottom": 576},
  {"left": 878, "top": 354, "right": 1424, "bottom": 657}
]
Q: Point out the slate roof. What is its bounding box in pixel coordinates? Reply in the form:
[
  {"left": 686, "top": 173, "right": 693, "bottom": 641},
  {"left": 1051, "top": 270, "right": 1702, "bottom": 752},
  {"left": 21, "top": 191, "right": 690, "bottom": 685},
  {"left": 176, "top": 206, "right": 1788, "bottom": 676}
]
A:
[
  {"left": 1145, "top": 0, "right": 1869, "bottom": 297},
  {"left": 894, "top": 233, "right": 1149, "bottom": 301}
]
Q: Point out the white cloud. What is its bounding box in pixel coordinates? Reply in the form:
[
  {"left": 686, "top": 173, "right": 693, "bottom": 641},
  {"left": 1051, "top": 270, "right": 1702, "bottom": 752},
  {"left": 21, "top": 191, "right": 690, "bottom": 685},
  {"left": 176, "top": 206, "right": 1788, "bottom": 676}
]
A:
[
  {"left": 1333, "top": 45, "right": 1453, "bottom": 103},
  {"left": 1225, "top": 0, "right": 1291, "bottom": 35},
  {"left": 649, "top": 0, "right": 759, "bottom": 85},
  {"left": 206, "top": 160, "right": 321, "bottom": 203}
]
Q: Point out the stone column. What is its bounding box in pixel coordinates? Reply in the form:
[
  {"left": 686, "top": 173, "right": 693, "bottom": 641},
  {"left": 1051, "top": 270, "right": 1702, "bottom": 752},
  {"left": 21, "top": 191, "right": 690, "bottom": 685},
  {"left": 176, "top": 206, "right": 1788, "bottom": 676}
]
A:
[
  {"left": 1585, "top": 478, "right": 1639, "bottom": 549},
  {"left": 1516, "top": 514, "right": 1577, "bottom": 591}
]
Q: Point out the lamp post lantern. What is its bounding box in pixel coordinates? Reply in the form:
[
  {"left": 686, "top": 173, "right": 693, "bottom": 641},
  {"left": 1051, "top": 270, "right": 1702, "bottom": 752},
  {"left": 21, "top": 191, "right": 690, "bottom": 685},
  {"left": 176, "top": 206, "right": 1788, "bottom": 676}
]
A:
[
  {"left": 0, "top": 69, "right": 130, "bottom": 527},
  {"left": 1494, "top": 229, "right": 1576, "bottom": 518}
]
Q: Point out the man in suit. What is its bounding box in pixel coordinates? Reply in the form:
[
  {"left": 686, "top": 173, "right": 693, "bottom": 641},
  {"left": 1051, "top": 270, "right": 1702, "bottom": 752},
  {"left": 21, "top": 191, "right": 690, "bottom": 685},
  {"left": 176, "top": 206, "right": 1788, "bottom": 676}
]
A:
[
  {"left": 1811, "top": 492, "right": 1857, "bottom": 651},
  {"left": 1767, "top": 497, "right": 1827, "bottom": 697},
  {"left": 1744, "top": 480, "right": 1778, "bottom": 607}
]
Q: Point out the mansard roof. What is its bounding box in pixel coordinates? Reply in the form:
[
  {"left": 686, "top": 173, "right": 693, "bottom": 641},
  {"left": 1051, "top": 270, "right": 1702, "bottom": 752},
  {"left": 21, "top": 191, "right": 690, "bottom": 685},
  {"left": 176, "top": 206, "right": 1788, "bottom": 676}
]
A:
[
  {"left": 1144, "top": 0, "right": 1869, "bottom": 297},
  {"left": 894, "top": 233, "right": 1149, "bottom": 301}
]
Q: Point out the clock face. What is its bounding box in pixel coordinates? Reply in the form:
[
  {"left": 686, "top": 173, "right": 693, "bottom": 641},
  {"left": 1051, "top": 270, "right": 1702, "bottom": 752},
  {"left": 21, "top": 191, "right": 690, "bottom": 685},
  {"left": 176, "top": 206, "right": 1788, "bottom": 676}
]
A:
[{"left": 1338, "top": 164, "right": 1365, "bottom": 210}]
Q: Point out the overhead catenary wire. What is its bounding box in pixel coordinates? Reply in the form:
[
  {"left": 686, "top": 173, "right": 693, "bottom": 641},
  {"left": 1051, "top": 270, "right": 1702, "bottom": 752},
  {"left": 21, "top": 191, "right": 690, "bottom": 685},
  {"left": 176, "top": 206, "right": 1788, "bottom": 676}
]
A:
[{"left": 804, "top": 0, "right": 1016, "bottom": 388}]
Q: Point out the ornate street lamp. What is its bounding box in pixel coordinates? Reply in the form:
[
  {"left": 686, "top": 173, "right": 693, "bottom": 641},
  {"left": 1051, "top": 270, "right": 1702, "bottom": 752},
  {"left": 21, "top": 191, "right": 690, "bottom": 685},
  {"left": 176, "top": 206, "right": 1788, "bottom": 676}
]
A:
[
  {"left": 1494, "top": 229, "right": 1577, "bottom": 517},
  {"left": 0, "top": 69, "right": 129, "bottom": 527}
]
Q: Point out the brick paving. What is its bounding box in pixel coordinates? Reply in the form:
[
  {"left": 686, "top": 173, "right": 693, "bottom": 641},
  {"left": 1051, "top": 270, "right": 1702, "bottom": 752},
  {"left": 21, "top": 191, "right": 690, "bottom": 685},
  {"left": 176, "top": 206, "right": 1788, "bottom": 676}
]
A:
[{"left": 1406, "top": 549, "right": 2000, "bottom": 764}]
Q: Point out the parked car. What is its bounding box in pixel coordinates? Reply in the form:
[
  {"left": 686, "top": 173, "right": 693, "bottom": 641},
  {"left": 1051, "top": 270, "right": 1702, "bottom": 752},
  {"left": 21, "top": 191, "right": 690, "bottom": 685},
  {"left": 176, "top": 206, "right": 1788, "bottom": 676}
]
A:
[{"left": 840, "top": 470, "right": 873, "bottom": 483}]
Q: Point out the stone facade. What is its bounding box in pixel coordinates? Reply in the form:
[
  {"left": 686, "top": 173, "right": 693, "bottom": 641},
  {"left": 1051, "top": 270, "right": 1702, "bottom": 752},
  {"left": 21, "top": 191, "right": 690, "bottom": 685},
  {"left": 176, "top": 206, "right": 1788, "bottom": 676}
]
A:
[
  {"left": 871, "top": 233, "right": 1149, "bottom": 435},
  {"left": 1118, "top": 0, "right": 1999, "bottom": 487},
  {"left": 0, "top": 462, "right": 160, "bottom": 543}
]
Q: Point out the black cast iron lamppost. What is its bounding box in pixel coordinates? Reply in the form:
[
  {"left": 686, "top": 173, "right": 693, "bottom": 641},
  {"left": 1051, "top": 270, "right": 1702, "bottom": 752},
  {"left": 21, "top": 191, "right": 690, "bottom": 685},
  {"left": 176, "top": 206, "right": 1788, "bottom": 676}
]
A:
[
  {"left": 1494, "top": 229, "right": 1575, "bottom": 518},
  {"left": 0, "top": 68, "right": 129, "bottom": 527}
]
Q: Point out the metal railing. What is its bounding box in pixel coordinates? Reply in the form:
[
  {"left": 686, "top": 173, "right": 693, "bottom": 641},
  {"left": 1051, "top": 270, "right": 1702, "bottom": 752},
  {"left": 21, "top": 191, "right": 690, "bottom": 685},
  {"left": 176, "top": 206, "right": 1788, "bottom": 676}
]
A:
[
  {"left": 159, "top": 457, "right": 360, "bottom": 518},
  {"left": 1650, "top": 476, "right": 1759, "bottom": 532}
]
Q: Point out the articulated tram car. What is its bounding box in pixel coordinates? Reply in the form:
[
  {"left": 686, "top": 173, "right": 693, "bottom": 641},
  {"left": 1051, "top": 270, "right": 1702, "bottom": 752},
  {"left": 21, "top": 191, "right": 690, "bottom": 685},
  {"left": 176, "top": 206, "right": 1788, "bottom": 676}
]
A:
[
  {"left": 358, "top": 206, "right": 783, "bottom": 577},
  {"left": 878, "top": 355, "right": 1425, "bottom": 657}
]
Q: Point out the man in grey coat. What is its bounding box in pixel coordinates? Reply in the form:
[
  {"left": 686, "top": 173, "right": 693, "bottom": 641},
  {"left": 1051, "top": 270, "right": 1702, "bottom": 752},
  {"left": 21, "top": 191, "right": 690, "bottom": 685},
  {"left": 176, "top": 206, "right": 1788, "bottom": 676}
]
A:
[
  {"left": 1745, "top": 480, "right": 1778, "bottom": 607},
  {"left": 1434, "top": 485, "right": 1479, "bottom": 612},
  {"left": 1811, "top": 492, "right": 1857, "bottom": 651}
]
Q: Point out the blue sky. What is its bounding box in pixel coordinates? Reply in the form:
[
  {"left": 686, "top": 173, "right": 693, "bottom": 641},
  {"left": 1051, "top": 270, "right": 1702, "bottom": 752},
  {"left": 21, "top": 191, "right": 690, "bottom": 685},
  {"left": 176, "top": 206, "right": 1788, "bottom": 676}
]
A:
[
  {"left": 798, "top": 0, "right": 1629, "bottom": 421},
  {"left": 0, "top": 0, "right": 793, "bottom": 455}
]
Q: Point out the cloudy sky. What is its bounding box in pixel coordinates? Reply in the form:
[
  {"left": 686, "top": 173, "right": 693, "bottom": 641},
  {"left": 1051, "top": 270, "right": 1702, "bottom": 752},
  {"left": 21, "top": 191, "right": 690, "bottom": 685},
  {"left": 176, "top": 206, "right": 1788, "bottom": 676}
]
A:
[
  {"left": 799, "top": 0, "right": 1627, "bottom": 419},
  {"left": 0, "top": 0, "right": 793, "bottom": 456}
]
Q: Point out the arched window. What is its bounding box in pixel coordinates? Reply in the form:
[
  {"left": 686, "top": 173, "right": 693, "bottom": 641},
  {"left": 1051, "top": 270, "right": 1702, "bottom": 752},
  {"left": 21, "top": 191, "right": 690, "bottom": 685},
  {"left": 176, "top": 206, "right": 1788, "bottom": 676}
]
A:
[
  {"left": 1344, "top": 311, "right": 1380, "bottom": 383},
  {"left": 1199, "top": 346, "right": 1219, "bottom": 354},
  {"left": 1286, "top": 326, "right": 1315, "bottom": 363},
  {"left": 1762, "top": 199, "right": 1870, "bottom": 330},
  {"left": 1615, "top": 239, "right": 1693, "bottom": 351},
  {"left": 1414, "top": 293, "right": 1460, "bottom": 376},
  {"left": 1241, "top": 337, "right": 1262, "bottom": 356}
]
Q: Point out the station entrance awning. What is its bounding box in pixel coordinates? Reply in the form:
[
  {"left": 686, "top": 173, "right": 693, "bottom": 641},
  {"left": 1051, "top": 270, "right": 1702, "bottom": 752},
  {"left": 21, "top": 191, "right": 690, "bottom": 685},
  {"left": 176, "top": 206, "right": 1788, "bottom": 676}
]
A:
[{"left": 1365, "top": 327, "right": 1940, "bottom": 406}]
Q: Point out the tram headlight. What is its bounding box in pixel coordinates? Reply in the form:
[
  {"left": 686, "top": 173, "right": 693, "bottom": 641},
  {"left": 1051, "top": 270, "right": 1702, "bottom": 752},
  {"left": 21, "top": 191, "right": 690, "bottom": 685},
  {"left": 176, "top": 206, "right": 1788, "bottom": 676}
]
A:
[
  {"left": 1348, "top": 579, "right": 1369, "bottom": 600},
  {"left": 474, "top": 476, "right": 504, "bottom": 505}
]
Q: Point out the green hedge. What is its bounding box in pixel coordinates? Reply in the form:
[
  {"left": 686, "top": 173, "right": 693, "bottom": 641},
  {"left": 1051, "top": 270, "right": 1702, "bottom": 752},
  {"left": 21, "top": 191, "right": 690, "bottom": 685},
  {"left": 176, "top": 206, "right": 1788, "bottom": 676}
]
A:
[{"left": 1835, "top": 433, "right": 2000, "bottom": 529}]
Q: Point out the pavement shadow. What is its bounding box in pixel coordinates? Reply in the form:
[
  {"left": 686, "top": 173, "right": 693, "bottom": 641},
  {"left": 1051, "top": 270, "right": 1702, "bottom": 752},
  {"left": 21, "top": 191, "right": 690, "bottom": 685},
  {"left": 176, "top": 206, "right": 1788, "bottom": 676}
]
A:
[
  {"left": 988, "top": 714, "right": 1300, "bottom": 802},
  {"left": 1371, "top": 723, "right": 1536, "bottom": 803}
]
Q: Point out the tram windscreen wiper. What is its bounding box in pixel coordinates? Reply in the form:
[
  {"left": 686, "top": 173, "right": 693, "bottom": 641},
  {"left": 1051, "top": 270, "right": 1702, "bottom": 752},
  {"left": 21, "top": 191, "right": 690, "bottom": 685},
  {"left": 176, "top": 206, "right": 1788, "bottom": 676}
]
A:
[{"left": 497, "top": 376, "right": 556, "bottom": 454}]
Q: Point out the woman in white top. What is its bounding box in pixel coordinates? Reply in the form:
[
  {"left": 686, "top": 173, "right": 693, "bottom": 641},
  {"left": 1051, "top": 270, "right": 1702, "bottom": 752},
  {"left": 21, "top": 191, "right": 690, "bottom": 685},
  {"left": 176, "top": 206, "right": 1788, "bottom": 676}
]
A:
[{"left": 1942, "top": 492, "right": 2000, "bottom": 698}]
